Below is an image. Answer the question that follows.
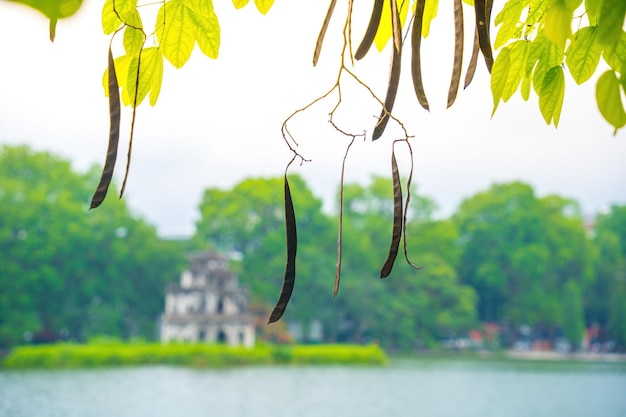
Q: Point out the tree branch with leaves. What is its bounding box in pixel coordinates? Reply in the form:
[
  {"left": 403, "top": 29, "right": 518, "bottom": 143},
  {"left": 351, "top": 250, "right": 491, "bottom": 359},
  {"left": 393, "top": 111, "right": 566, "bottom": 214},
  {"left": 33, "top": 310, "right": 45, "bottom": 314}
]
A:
[{"left": 7, "top": 0, "right": 626, "bottom": 321}]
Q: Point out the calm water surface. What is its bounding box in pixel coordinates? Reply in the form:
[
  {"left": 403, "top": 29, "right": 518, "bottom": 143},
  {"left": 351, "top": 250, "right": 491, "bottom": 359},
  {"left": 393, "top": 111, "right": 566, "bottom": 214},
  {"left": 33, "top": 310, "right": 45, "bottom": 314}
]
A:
[{"left": 1, "top": 358, "right": 625, "bottom": 417}]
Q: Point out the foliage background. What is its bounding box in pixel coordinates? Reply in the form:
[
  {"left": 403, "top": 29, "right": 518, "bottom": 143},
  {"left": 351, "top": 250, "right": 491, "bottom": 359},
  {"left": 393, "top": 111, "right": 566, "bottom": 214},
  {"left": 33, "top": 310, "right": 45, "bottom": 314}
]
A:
[{"left": 2, "top": 145, "right": 625, "bottom": 352}]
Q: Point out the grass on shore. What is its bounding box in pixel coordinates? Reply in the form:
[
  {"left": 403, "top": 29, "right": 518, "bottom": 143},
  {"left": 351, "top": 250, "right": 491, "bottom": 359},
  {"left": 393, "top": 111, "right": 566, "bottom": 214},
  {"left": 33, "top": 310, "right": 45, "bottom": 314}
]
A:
[{"left": 0, "top": 342, "right": 387, "bottom": 369}]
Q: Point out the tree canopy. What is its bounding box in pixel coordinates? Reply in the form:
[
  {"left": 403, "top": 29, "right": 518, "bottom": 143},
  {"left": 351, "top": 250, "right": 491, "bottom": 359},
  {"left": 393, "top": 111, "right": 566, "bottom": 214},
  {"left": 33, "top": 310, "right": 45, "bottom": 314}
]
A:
[{"left": 0, "top": 145, "right": 184, "bottom": 347}]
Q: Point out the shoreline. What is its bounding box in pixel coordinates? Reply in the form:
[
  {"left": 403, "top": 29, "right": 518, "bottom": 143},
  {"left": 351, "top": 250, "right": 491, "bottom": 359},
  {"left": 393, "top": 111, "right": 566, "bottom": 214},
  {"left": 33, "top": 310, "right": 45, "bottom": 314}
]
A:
[
  {"left": 3, "top": 342, "right": 625, "bottom": 370},
  {"left": 502, "top": 350, "right": 626, "bottom": 363}
]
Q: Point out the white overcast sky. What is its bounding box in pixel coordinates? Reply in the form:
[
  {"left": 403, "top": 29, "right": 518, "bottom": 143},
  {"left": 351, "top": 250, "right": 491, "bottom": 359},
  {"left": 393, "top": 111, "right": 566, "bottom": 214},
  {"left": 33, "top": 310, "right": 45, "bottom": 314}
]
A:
[{"left": 0, "top": 0, "right": 624, "bottom": 237}]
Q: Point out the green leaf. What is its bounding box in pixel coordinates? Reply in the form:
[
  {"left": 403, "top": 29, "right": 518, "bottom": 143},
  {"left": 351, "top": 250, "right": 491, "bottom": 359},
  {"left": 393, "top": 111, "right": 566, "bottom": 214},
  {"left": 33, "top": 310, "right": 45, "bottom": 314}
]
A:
[
  {"left": 187, "top": 2, "right": 220, "bottom": 59},
  {"left": 491, "top": 47, "right": 511, "bottom": 115},
  {"left": 521, "top": 75, "right": 531, "bottom": 100},
  {"left": 526, "top": 0, "right": 548, "bottom": 25},
  {"left": 503, "top": 40, "right": 529, "bottom": 101},
  {"left": 12, "top": 0, "right": 83, "bottom": 19},
  {"left": 602, "top": 30, "right": 626, "bottom": 73},
  {"left": 597, "top": 0, "right": 626, "bottom": 47},
  {"left": 147, "top": 49, "right": 165, "bottom": 106},
  {"left": 585, "top": 0, "right": 601, "bottom": 26},
  {"left": 494, "top": 0, "right": 524, "bottom": 26},
  {"left": 114, "top": 0, "right": 136, "bottom": 14},
  {"left": 183, "top": 0, "right": 214, "bottom": 14},
  {"left": 542, "top": 1, "right": 573, "bottom": 51},
  {"left": 531, "top": 36, "right": 564, "bottom": 95},
  {"left": 126, "top": 47, "right": 164, "bottom": 107},
  {"left": 156, "top": 0, "right": 196, "bottom": 68},
  {"left": 232, "top": 0, "right": 249, "bottom": 8},
  {"left": 494, "top": 21, "right": 522, "bottom": 51},
  {"left": 102, "top": 0, "right": 138, "bottom": 34},
  {"left": 539, "top": 65, "right": 565, "bottom": 126},
  {"left": 494, "top": 0, "right": 524, "bottom": 49},
  {"left": 596, "top": 70, "right": 626, "bottom": 132},
  {"left": 102, "top": 0, "right": 122, "bottom": 34},
  {"left": 123, "top": 25, "right": 144, "bottom": 57},
  {"left": 566, "top": 26, "right": 602, "bottom": 84},
  {"left": 254, "top": 0, "right": 274, "bottom": 14},
  {"left": 564, "top": 0, "right": 582, "bottom": 9},
  {"left": 526, "top": 38, "right": 542, "bottom": 75},
  {"left": 13, "top": 0, "right": 83, "bottom": 40}
]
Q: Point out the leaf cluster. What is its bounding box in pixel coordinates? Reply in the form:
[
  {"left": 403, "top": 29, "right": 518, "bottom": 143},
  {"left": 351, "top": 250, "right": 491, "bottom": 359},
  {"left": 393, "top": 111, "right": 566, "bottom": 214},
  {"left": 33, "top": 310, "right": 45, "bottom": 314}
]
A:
[
  {"left": 90, "top": 0, "right": 276, "bottom": 212},
  {"left": 491, "top": 0, "right": 626, "bottom": 132}
]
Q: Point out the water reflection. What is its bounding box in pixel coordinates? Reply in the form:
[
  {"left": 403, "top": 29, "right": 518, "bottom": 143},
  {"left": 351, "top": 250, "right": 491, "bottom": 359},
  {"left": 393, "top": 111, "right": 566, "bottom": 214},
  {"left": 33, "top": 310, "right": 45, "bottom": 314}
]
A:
[{"left": 1, "top": 359, "right": 625, "bottom": 417}]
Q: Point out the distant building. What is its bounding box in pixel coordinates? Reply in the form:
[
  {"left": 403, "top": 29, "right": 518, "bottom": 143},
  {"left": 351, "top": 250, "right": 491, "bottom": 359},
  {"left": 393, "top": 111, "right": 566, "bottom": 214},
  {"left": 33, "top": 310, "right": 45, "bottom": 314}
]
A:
[{"left": 160, "top": 252, "right": 255, "bottom": 347}]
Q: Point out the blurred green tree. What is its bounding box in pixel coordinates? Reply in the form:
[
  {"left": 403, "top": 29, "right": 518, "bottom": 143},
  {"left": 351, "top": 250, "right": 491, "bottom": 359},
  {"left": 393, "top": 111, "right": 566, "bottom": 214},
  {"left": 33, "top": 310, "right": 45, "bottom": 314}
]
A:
[
  {"left": 0, "top": 145, "right": 183, "bottom": 347},
  {"left": 454, "top": 182, "right": 592, "bottom": 345},
  {"left": 591, "top": 205, "right": 626, "bottom": 349},
  {"left": 193, "top": 175, "right": 477, "bottom": 349}
]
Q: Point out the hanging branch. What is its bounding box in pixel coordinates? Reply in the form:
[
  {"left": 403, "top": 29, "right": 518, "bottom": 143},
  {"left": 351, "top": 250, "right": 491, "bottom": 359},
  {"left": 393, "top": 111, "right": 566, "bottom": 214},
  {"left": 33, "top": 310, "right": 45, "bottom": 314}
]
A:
[
  {"left": 272, "top": 0, "right": 417, "bottom": 321},
  {"left": 92, "top": 0, "right": 149, "bottom": 205},
  {"left": 120, "top": 37, "right": 147, "bottom": 198},
  {"left": 335, "top": 137, "right": 355, "bottom": 297},
  {"left": 398, "top": 139, "right": 422, "bottom": 271}
]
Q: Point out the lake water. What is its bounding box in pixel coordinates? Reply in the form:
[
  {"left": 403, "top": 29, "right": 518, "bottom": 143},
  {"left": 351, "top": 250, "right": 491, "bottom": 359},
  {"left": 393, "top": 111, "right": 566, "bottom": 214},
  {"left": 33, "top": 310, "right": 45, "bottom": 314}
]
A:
[{"left": 1, "top": 358, "right": 625, "bottom": 417}]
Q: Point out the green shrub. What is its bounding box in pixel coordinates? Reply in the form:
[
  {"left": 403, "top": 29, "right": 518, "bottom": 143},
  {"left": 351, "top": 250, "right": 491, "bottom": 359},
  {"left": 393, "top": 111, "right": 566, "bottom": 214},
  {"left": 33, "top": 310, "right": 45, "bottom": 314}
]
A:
[{"left": 1, "top": 342, "right": 387, "bottom": 369}]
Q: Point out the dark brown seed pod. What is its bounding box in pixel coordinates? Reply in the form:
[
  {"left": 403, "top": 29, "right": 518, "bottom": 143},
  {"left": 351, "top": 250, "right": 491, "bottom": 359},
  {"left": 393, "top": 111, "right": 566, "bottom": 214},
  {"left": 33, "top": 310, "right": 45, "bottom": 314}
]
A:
[
  {"left": 447, "top": 0, "right": 464, "bottom": 108},
  {"left": 380, "top": 150, "right": 403, "bottom": 278},
  {"left": 474, "top": 0, "right": 494, "bottom": 72},
  {"left": 313, "top": 0, "right": 338, "bottom": 66},
  {"left": 90, "top": 45, "right": 121, "bottom": 210},
  {"left": 411, "top": 0, "right": 430, "bottom": 111},
  {"left": 355, "top": 0, "right": 384, "bottom": 60},
  {"left": 464, "top": 27, "right": 480, "bottom": 89},
  {"left": 268, "top": 173, "right": 298, "bottom": 323},
  {"left": 372, "top": 0, "right": 403, "bottom": 140}
]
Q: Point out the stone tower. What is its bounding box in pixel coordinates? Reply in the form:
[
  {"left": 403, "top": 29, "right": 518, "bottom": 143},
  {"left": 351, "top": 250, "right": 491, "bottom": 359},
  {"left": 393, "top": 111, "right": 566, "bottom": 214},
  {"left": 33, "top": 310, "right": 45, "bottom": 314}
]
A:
[{"left": 160, "top": 252, "right": 255, "bottom": 347}]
